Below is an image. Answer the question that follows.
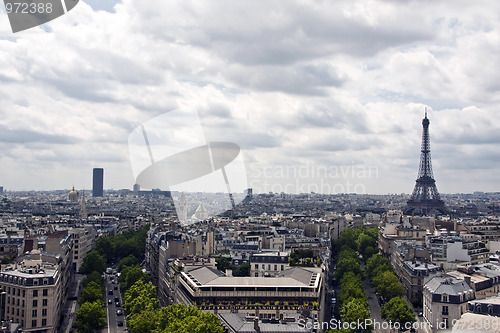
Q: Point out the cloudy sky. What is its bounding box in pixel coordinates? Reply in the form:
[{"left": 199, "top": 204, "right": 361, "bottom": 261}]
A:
[{"left": 0, "top": 0, "right": 499, "bottom": 194}]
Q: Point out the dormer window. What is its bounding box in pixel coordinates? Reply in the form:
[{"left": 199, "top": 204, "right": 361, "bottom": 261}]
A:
[{"left": 442, "top": 294, "right": 448, "bottom": 302}]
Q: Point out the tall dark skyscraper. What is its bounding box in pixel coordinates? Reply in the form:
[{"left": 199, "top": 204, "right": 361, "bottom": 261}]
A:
[
  {"left": 405, "top": 111, "right": 447, "bottom": 215},
  {"left": 92, "top": 168, "right": 104, "bottom": 197}
]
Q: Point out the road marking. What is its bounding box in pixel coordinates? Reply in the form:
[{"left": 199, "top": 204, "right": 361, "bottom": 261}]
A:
[{"left": 107, "top": 298, "right": 110, "bottom": 333}]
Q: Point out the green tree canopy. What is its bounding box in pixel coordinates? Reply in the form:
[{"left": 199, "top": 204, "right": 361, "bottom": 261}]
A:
[
  {"left": 215, "top": 257, "right": 232, "bottom": 272},
  {"left": 82, "top": 270, "right": 104, "bottom": 288},
  {"left": 335, "top": 257, "right": 362, "bottom": 281},
  {"left": 373, "top": 271, "right": 405, "bottom": 301},
  {"left": 156, "top": 304, "right": 224, "bottom": 333},
  {"left": 337, "top": 249, "right": 359, "bottom": 262},
  {"left": 75, "top": 301, "right": 107, "bottom": 333},
  {"left": 337, "top": 228, "right": 362, "bottom": 252},
  {"left": 381, "top": 297, "right": 416, "bottom": 328},
  {"left": 95, "top": 236, "right": 114, "bottom": 262},
  {"left": 232, "top": 262, "right": 250, "bottom": 277},
  {"left": 124, "top": 280, "right": 158, "bottom": 316},
  {"left": 118, "top": 254, "right": 139, "bottom": 272},
  {"left": 340, "top": 298, "right": 372, "bottom": 333},
  {"left": 79, "top": 281, "right": 104, "bottom": 305},
  {"left": 128, "top": 309, "right": 159, "bottom": 333},
  {"left": 119, "top": 264, "right": 149, "bottom": 292},
  {"left": 357, "top": 232, "right": 377, "bottom": 260},
  {"left": 80, "top": 250, "right": 106, "bottom": 275},
  {"left": 365, "top": 254, "right": 390, "bottom": 278}
]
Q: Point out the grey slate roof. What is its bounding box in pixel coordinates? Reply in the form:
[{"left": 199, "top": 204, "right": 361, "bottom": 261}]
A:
[{"left": 425, "top": 276, "right": 472, "bottom": 295}]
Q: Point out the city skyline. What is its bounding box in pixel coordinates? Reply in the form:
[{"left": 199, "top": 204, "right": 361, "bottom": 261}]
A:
[{"left": 1, "top": 1, "right": 500, "bottom": 193}]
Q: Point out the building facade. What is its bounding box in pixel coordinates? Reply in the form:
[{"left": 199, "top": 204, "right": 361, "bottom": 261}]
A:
[
  {"left": 92, "top": 168, "right": 104, "bottom": 197},
  {"left": 0, "top": 256, "right": 62, "bottom": 333},
  {"left": 423, "top": 276, "right": 475, "bottom": 331}
]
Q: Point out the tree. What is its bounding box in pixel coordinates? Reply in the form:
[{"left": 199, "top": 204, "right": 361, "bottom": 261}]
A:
[
  {"left": 381, "top": 297, "right": 416, "bottom": 328},
  {"left": 95, "top": 236, "right": 114, "bottom": 262},
  {"left": 82, "top": 271, "right": 104, "bottom": 288},
  {"left": 337, "top": 228, "right": 362, "bottom": 252},
  {"left": 362, "top": 246, "right": 378, "bottom": 261},
  {"left": 124, "top": 280, "right": 158, "bottom": 316},
  {"left": 127, "top": 309, "right": 159, "bottom": 333},
  {"left": 232, "top": 262, "right": 250, "bottom": 277},
  {"left": 373, "top": 271, "right": 405, "bottom": 301},
  {"left": 335, "top": 257, "right": 362, "bottom": 281},
  {"left": 340, "top": 298, "right": 372, "bottom": 333},
  {"left": 339, "top": 280, "right": 366, "bottom": 306},
  {"left": 366, "top": 254, "right": 390, "bottom": 278},
  {"left": 80, "top": 251, "right": 106, "bottom": 275},
  {"left": 156, "top": 304, "right": 224, "bottom": 333},
  {"left": 357, "top": 233, "right": 377, "bottom": 260},
  {"left": 118, "top": 254, "right": 139, "bottom": 272},
  {"left": 79, "top": 281, "right": 104, "bottom": 305},
  {"left": 215, "top": 257, "right": 232, "bottom": 272},
  {"left": 75, "top": 301, "right": 107, "bottom": 333},
  {"left": 119, "top": 265, "right": 148, "bottom": 292}
]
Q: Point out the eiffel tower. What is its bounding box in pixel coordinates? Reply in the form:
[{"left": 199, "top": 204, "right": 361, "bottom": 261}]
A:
[{"left": 405, "top": 110, "right": 447, "bottom": 215}]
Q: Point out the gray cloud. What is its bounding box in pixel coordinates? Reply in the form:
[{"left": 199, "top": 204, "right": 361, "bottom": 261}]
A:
[
  {"left": 0, "top": 127, "right": 78, "bottom": 144},
  {"left": 0, "top": 0, "right": 500, "bottom": 193}
]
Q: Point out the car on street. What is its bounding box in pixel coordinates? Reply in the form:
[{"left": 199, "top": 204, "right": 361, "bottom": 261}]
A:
[
  {"left": 118, "top": 321, "right": 123, "bottom": 327},
  {"left": 108, "top": 299, "right": 112, "bottom": 304},
  {"left": 115, "top": 301, "right": 120, "bottom": 307},
  {"left": 117, "top": 309, "right": 123, "bottom": 316},
  {"left": 108, "top": 290, "right": 113, "bottom": 295},
  {"left": 114, "top": 285, "right": 118, "bottom": 290}
]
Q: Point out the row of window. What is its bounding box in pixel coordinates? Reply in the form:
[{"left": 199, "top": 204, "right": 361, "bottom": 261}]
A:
[
  {"left": 253, "top": 264, "right": 285, "bottom": 271},
  {"left": 5, "top": 286, "right": 49, "bottom": 297},
  {"left": 6, "top": 297, "right": 48, "bottom": 307},
  {"left": 6, "top": 306, "right": 48, "bottom": 317},
  {"left": 7, "top": 316, "right": 47, "bottom": 328},
  {"left": 0, "top": 275, "right": 53, "bottom": 286}
]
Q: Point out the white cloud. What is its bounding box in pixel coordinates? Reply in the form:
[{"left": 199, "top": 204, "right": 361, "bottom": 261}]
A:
[{"left": 0, "top": 0, "right": 499, "bottom": 193}]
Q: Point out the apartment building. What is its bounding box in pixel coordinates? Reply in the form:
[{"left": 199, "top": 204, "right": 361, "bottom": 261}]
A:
[
  {"left": 250, "top": 252, "right": 289, "bottom": 277},
  {"left": 423, "top": 276, "right": 475, "bottom": 331},
  {"left": 69, "top": 226, "right": 95, "bottom": 272},
  {"left": 0, "top": 254, "right": 62, "bottom": 333}
]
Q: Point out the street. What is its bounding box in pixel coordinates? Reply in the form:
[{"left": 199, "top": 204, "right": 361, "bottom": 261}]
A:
[{"left": 100, "top": 272, "right": 127, "bottom": 333}]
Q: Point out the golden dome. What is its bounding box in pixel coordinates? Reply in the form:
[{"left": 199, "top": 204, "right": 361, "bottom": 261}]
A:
[{"left": 69, "top": 186, "right": 78, "bottom": 202}]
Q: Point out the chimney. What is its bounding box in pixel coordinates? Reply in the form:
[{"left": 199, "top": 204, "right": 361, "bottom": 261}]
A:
[
  {"left": 226, "top": 269, "right": 233, "bottom": 277},
  {"left": 464, "top": 276, "right": 474, "bottom": 291}
]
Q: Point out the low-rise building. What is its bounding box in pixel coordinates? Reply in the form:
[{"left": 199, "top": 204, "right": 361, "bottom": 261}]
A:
[{"left": 177, "top": 265, "right": 324, "bottom": 321}]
